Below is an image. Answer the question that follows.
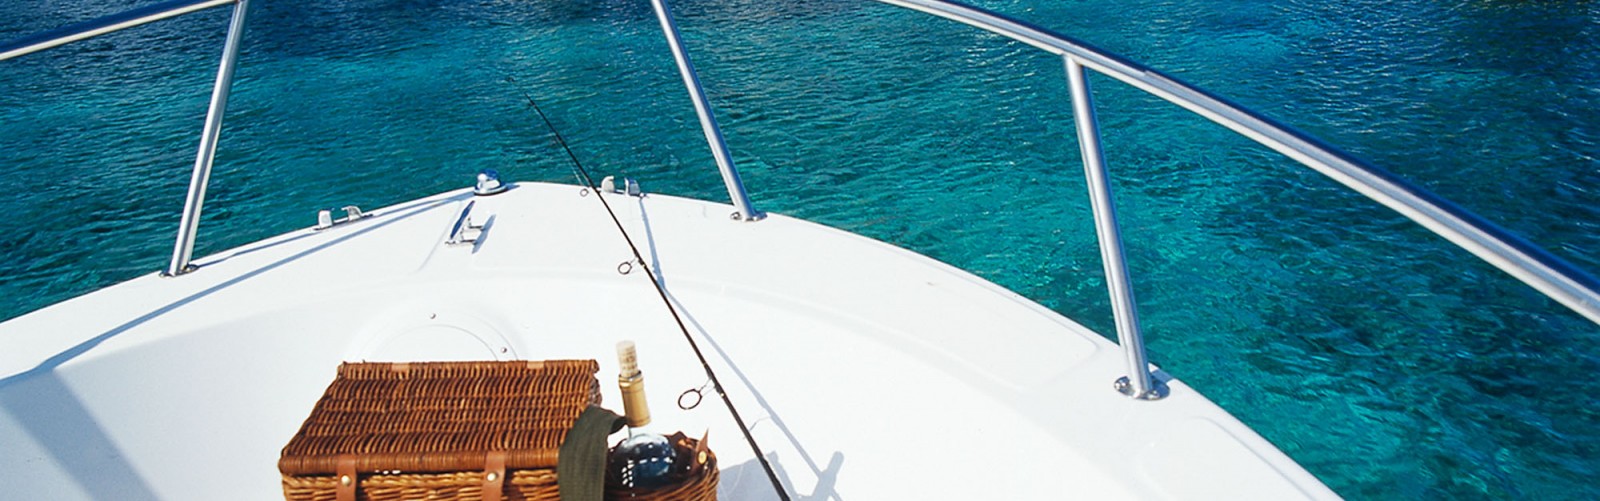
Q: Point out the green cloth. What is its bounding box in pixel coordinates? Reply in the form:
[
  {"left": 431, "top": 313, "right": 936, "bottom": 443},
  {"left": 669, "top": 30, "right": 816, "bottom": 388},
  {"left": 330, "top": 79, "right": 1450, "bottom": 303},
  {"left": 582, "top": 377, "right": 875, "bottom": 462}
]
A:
[{"left": 558, "top": 406, "right": 627, "bottom": 501}]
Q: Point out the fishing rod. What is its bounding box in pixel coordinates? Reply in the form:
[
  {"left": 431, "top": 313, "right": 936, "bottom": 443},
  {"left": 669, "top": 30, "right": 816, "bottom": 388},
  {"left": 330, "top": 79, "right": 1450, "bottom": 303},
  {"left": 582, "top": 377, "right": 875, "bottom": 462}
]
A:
[{"left": 503, "top": 75, "right": 792, "bottom": 501}]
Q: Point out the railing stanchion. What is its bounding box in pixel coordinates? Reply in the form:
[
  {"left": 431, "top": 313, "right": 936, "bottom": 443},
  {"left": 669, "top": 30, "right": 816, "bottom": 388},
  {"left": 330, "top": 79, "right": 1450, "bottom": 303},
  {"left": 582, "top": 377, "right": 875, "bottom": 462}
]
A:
[
  {"left": 165, "top": 0, "right": 249, "bottom": 276},
  {"left": 869, "top": 0, "right": 1600, "bottom": 325},
  {"left": 649, "top": 0, "right": 762, "bottom": 221},
  {"left": 1064, "top": 56, "right": 1160, "bottom": 400}
]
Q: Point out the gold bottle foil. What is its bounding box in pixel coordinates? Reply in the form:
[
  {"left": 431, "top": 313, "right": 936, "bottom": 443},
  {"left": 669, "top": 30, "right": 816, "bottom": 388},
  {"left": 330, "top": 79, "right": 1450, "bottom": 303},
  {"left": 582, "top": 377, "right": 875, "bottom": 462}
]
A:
[{"left": 618, "top": 374, "right": 651, "bottom": 428}]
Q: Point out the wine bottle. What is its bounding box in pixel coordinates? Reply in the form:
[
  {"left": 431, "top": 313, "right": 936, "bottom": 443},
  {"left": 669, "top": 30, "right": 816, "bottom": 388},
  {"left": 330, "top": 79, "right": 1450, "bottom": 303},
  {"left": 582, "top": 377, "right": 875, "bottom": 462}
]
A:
[{"left": 610, "top": 341, "right": 676, "bottom": 488}]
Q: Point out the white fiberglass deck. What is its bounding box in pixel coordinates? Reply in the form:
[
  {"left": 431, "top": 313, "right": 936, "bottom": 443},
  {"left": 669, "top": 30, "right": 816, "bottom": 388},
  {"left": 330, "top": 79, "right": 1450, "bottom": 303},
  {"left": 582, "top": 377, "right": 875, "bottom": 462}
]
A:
[{"left": 0, "top": 182, "right": 1335, "bottom": 499}]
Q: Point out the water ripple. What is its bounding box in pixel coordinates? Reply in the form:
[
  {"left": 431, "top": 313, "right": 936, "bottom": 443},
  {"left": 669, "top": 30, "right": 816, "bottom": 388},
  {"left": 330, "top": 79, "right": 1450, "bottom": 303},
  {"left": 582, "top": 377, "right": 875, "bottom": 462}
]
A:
[{"left": 2, "top": 0, "right": 1598, "bottom": 498}]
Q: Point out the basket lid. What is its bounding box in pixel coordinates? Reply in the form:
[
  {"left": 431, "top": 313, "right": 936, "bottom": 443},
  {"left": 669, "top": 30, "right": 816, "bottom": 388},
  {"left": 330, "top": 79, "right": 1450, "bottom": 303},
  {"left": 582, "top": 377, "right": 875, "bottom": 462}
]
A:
[{"left": 279, "top": 360, "right": 600, "bottom": 476}]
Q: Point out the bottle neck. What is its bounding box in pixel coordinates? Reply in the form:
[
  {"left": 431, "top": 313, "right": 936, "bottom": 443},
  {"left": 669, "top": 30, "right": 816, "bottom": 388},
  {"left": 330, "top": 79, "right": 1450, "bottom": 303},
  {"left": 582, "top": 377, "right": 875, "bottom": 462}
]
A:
[{"left": 619, "top": 373, "right": 652, "bottom": 429}]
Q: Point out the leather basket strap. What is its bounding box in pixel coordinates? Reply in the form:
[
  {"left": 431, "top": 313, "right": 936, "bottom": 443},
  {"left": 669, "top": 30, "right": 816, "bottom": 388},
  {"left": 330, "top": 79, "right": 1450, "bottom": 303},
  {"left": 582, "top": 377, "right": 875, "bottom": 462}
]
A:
[
  {"left": 482, "top": 450, "right": 508, "bottom": 501},
  {"left": 335, "top": 454, "right": 357, "bottom": 501}
]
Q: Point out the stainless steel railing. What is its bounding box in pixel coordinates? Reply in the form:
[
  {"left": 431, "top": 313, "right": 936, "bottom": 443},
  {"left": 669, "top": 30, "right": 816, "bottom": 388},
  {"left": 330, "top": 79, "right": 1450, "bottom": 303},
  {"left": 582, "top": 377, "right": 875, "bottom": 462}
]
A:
[
  {"left": 1063, "top": 56, "right": 1158, "bottom": 399},
  {"left": 650, "top": 0, "right": 1600, "bottom": 399},
  {"left": 649, "top": 0, "right": 763, "bottom": 221},
  {"left": 9, "top": 0, "right": 1598, "bottom": 399},
  {"left": 871, "top": 0, "right": 1600, "bottom": 397},
  {"left": 0, "top": 0, "right": 249, "bottom": 277}
]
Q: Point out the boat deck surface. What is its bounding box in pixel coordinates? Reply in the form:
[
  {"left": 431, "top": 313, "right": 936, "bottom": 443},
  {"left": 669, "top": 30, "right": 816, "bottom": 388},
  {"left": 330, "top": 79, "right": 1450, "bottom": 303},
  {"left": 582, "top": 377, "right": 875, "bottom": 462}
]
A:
[{"left": 0, "top": 182, "right": 1335, "bottom": 499}]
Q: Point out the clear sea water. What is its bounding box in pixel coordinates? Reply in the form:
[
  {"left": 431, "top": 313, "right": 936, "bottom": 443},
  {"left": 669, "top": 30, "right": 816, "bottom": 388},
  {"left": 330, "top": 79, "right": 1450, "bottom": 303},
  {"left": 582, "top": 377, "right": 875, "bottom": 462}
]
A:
[{"left": 2, "top": 0, "right": 1597, "bottom": 498}]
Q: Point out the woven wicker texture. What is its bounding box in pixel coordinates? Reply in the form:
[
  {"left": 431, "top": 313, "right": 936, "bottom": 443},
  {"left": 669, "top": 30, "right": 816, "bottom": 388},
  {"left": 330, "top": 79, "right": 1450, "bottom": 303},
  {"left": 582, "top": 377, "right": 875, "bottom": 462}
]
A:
[
  {"left": 281, "top": 469, "right": 560, "bottom": 501},
  {"left": 280, "top": 360, "right": 601, "bottom": 476}
]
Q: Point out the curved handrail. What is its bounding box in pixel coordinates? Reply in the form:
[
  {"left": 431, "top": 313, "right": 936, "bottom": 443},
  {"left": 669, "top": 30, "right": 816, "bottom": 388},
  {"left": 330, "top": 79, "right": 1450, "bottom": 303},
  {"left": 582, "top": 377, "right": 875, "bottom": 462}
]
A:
[
  {"left": 868, "top": 0, "right": 1600, "bottom": 325},
  {"left": 0, "top": 0, "right": 249, "bottom": 277},
  {"left": 8, "top": 0, "right": 1596, "bottom": 390},
  {"left": 0, "top": 0, "right": 235, "bottom": 61}
]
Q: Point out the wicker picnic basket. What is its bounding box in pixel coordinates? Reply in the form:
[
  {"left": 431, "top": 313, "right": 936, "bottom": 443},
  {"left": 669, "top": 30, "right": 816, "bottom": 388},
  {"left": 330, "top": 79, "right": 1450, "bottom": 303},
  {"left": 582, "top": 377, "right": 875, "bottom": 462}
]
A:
[
  {"left": 603, "top": 432, "right": 719, "bottom": 501},
  {"left": 279, "top": 360, "right": 602, "bottom": 501}
]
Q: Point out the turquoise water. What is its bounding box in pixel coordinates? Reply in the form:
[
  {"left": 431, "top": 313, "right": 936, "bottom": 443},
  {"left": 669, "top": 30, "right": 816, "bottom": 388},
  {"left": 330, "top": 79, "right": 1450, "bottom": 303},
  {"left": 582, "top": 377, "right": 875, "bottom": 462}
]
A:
[{"left": 3, "top": 0, "right": 1598, "bottom": 497}]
